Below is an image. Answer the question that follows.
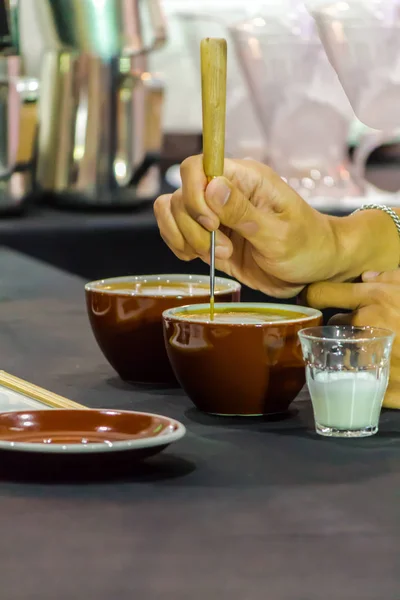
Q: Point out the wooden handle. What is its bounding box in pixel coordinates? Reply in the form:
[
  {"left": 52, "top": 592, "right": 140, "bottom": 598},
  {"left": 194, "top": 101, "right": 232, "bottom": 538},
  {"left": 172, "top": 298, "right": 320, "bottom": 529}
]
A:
[
  {"left": 0, "top": 371, "right": 89, "bottom": 410},
  {"left": 200, "top": 37, "right": 227, "bottom": 179}
]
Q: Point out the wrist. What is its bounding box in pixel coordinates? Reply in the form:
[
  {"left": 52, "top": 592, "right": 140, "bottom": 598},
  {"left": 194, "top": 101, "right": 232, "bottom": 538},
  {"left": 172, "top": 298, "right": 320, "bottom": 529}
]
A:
[{"left": 327, "top": 210, "right": 400, "bottom": 281}]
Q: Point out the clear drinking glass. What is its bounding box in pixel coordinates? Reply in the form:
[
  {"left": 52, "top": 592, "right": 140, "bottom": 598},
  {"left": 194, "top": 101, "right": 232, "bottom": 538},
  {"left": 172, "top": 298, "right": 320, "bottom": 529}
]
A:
[
  {"left": 298, "top": 326, "right": 395, "bottom": 438},
  {"left": 309, "top": 0, "right": 400, "bottom": 193}
]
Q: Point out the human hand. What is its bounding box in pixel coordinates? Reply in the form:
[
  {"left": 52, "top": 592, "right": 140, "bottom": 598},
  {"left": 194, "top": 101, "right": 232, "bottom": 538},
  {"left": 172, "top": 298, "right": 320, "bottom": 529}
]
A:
[
  {"left": 305, "top": 269, "right": 400, "bottom": 409},
  {"left": 154, "top": 156, "right": 400, "bottom": 298},
  {"left": 154, "top": 155, "right": 339, "bottom": 298}
]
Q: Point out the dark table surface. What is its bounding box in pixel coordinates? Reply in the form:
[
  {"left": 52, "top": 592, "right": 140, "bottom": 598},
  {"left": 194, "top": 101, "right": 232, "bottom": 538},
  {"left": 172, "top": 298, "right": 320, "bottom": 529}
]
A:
[{"left": 0, "top": 248, "right": 399, "bottom": 599}]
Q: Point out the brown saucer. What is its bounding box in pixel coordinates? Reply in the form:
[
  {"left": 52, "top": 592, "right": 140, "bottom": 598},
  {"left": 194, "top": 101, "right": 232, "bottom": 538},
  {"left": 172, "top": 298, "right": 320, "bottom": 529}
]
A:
[{"left": 0, "top": 409, "right": 186, "bottom": 457}]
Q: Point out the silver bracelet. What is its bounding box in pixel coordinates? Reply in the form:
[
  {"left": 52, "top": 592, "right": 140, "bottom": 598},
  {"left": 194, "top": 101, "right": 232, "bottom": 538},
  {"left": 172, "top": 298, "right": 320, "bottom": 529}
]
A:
[{"left": 353, "top": 203, "right": 400, "bottom": 239}]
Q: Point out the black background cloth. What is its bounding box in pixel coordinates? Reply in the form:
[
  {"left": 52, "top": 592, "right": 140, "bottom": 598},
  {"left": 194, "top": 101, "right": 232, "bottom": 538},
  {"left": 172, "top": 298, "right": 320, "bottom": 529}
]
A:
[
  {"left": 0, "top": 204, "right": 349, "bottom": 327},
  {"left": 0, "top": 249, "right": 398, "bottom": 599}
]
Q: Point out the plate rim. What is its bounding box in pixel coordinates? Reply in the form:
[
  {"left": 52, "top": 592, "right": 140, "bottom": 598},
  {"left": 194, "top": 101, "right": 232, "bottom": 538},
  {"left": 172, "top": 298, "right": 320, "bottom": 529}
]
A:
[{"left": 0, "top": 409, "right": 186, "bottom": 454}]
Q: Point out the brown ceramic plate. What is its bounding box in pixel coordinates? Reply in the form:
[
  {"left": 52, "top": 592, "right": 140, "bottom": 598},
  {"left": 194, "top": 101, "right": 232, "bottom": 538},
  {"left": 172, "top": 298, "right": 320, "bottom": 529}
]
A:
[{"left": 0, "top": 410, "right": 186, "bottom": 456}]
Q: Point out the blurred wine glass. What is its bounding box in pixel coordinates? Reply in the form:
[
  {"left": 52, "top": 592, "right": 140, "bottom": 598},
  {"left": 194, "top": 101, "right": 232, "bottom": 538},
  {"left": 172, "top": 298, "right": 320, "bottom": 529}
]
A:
[
  {"left": 310, "top": 0, "right": 400, "bottom": 130},
  {"left": 309, "top": 0, "right": 400, "bottom": 201},
  {"left": 175, "top": 6, "right": 266, "bottom": 161},
  {"left": 229, "top": 5, "right": 364, "bottom": 200}
]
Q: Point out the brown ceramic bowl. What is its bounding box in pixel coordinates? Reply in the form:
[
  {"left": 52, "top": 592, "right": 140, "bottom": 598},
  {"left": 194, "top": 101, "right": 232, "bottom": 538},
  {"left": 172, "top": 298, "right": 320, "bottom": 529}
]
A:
[
  {"left": 85, "top": 274, "right": 241, "bottom": 385},
  {"left": 163, "top": 302, "right": 322, "bottom": 416}
]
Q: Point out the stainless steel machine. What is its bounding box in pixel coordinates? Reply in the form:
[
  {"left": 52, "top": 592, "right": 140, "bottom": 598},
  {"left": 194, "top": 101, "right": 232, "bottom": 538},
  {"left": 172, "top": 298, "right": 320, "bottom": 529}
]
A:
[
  {"left": 33, "top": 0, "right": 167, "bottom": 207},
  {"left": 0, "top": 0, "right": 167, "bottom": 211}
]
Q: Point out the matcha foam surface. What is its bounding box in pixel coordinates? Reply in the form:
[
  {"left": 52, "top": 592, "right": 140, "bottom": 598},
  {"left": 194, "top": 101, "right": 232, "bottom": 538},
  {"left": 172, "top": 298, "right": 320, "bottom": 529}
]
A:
[{"left": 177, "top": 309, "right": 305, "bottom": 324}]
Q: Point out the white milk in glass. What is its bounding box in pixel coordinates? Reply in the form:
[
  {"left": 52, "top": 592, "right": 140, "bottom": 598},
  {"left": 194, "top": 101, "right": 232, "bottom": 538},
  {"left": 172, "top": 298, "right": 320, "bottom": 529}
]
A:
[{"left": 306, "top": 369, "right": 388, "bottom": 430}]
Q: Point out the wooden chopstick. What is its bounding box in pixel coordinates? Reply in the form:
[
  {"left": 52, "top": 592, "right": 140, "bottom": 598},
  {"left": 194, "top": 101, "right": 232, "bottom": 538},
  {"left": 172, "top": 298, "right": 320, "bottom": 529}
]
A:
[{"left": 0, "top": 371, "right": 89, "bottom": 410}]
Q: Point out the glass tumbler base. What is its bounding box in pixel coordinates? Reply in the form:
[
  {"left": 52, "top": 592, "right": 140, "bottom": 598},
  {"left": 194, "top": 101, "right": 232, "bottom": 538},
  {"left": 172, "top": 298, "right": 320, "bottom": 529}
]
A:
[{"left": 315, "top": 423, "right": 378, "bottom": 438}]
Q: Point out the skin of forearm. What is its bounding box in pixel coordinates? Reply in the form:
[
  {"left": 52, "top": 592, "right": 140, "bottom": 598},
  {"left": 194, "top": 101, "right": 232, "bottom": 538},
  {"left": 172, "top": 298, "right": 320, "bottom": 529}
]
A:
[{"left": 327, "top": 209, "right": 400, "bottom": 282}]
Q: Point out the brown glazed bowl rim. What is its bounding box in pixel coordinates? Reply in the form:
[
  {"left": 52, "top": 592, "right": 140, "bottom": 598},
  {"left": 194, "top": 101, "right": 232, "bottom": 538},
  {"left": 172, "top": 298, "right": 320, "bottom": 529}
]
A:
[
  {"left": 163, "top": 302, "right": 322, "bottom": 327},
  {"left": 0, "top": 410, "right": 186, "bottom": 454},
  {"left": 85, "top": 274, "right": 241, "bottom": 298}
]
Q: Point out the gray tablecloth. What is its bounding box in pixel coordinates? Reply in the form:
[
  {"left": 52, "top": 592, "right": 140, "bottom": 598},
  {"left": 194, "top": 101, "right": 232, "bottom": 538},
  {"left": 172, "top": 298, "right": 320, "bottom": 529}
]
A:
[{"left": 0, "top": 249, "right": 398, "bottom": 600}]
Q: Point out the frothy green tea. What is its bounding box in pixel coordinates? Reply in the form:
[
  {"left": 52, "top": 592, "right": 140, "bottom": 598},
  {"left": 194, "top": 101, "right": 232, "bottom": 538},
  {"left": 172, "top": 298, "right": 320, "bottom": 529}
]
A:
[{"left": 177, "top": 306, "right": 306, "bottom": 324}]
